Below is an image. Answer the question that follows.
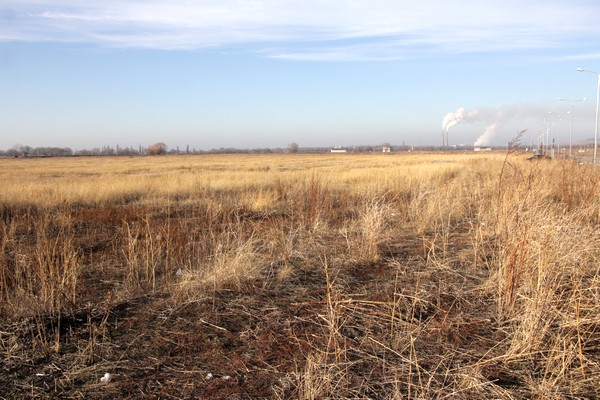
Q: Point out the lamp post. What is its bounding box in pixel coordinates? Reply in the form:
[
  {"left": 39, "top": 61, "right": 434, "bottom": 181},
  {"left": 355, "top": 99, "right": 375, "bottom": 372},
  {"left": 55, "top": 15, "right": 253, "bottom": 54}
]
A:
[
  {"left": 542, "top": 117, "right": 553, "bottom": 155},
  {"left": 547, "top": 111, "right": 561, "bottom": 158},
  {"left": 558, "top": 97, "right": 587, "bottom": 158},
  {"left": 576, "top": 68, "right": 599, "bottom": 164}
]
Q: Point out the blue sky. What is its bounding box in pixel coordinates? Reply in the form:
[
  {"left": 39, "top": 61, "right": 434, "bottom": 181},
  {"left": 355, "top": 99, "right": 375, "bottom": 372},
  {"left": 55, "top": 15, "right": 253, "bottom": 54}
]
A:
[{"left": 1, "top": 1, "right": 600, "bottom": 150}]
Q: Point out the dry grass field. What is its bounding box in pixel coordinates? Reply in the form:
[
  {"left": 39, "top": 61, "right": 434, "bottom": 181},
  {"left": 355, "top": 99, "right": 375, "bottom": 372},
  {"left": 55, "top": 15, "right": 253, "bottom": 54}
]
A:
[{"left": 1, "top": 152, "right": 599, "bottom": 399}]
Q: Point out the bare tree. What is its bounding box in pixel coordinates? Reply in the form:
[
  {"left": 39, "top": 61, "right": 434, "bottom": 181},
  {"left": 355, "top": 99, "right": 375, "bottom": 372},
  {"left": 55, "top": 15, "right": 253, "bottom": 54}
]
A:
[
  {"left": 147, "top": 142, "right": 168, "bottom": 155},
  {"left": 287, "top": 143, "right": 299, "bottom": 154}
]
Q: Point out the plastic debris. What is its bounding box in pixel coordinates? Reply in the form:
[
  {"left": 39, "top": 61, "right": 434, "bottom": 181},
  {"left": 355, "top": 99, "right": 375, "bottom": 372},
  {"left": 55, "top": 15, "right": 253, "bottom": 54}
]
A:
[
  {"left": 100, "top": 372, "right": 112, "bottom": 383},
  {"left": 205, "top": 372, "right": 213, "bottom": 380}
]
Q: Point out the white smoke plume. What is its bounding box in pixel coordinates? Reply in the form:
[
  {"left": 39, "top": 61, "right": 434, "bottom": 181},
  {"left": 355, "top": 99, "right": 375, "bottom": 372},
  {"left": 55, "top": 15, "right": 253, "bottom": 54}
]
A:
[
  {"left": 441, "top": 103, "right": 571, "bottom": 146},
  {"left": 442, "top": 107, "right": 481, "bottom": 133},
  {"left": 474, "top": 124, "right": 496, "bottom": 146},
  {"left": 442, "top": 104, "right": 535, "bottom": 146}
]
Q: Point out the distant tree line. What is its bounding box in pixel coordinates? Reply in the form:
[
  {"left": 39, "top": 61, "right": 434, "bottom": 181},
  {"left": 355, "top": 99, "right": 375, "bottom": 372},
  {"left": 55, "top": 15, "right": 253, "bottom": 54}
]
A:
[
  {"left": 1, "top": 145, "right": 74, "bottom": 158},
  {"left": 0, "top": 142, "right": 484, "bottom": 158}
]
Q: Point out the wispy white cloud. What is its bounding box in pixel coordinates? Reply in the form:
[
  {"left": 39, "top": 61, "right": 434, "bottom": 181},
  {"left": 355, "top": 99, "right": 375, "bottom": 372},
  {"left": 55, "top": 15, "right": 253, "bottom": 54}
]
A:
[
  {"left": 540, "top": 52, "right": 600, "bottom": 63},
  {"left": 1, "top": 0, "right": 599, "bottom": 59}
]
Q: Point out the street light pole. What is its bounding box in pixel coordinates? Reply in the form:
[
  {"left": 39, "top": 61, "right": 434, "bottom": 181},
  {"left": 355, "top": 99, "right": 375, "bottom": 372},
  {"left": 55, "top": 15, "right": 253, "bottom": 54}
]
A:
[
  {"left": 577, "top": 68, "right": 599, "bottom": 164},
  {"left": 547, "top": 111, "right": 561, "bottom": 158},
  {"left": 557, "top": 115, "right": 561, "bottom": 157},
  {"left": 568, "top": 106, "right": 573, "bottom": 157},
  {"left": 558, "top": 97, "right": 587, "bottom": 158},
  {"left": 542, "top": 117, "right": 553, "bottom": 155}
]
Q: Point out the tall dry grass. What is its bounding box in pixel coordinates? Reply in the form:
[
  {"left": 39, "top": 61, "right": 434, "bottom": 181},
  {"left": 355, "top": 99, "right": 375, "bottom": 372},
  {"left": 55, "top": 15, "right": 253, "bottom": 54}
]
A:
[
  {"left": 0, "top": 153, "right": 598, "bottom": 397},
  {"left": 482, "top": 160, "right": 600, "bottom": 395},
  {"left": 0, "top": 210, "right": 80, "bottom": 317}
]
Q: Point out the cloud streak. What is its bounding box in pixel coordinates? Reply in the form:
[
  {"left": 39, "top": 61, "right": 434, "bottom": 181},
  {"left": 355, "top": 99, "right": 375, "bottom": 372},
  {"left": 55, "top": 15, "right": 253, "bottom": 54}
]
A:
[{"left": 1, "top": 1, "right": 599, "bottom": 59}]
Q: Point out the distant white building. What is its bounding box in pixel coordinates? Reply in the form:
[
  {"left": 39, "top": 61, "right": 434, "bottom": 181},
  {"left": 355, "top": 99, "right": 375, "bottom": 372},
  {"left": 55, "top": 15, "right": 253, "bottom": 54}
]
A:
[
  {"left": 382, "top": 146, "right": 391, "bottom": 153},
  {"left": 331, "top": 149, "right": 347, "bottom": 153},
  {"left": 474, "top": 146, "right": 492, "bottom": 152}
]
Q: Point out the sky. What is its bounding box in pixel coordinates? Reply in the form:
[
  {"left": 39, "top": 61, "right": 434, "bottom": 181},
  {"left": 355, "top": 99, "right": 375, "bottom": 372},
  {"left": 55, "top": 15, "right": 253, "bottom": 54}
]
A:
[{"left": 2, "top": 0, "right": 600, "bottom": 150}]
